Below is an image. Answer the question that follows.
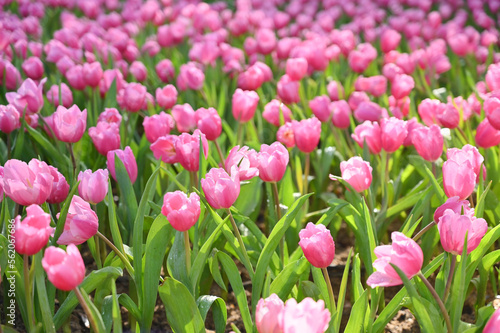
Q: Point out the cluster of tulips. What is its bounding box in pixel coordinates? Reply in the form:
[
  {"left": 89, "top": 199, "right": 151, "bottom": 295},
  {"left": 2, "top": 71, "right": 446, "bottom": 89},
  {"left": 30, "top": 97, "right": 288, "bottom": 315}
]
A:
[{"left": 2, "top": 0, "right": 500, "bottom": 332}]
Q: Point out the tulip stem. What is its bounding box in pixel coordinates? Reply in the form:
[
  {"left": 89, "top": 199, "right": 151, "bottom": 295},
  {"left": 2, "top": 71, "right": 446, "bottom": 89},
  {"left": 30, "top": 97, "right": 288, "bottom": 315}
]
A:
[
  {"left": 93, "top": 235, "right": 102, "bottom": 269},
  {"left": 418, "top": 272, "right": 452, "bottom": 333},
  {"left": 412, "top": 221, "right": 436, "bottom": 241},
  {"left": 96, "top": 231, "right": 134, "bottom": 275},
  {"left": 189, "top": 171, "right": 199, "bottom": 191},
  {"left": 184, "top": 231, "right": 191, "bottom": 276},
  {"left": 214, "top": 140, "right": 226, "bottom": 169},
  {"left": 443, "top": 255, "right": 457, "bottom": 303},
  {"left": 303, "top": 153, "right": 310, "bottom": 195},
  {"left": 68, "top": 143, "right": 77, "bottom": 178},
  {"left": 23, "top": 255, "right": 35, "bottom": 329},
  {"left": 7, "top": 134, "right": 11, "bottom": 159},
  {"left": 322, "top": 267, "right": 336, "bottom": 314},
  {"left": 226, "top": 208, "right": 253, "bottom": 275},
  {"left": 271, "top": 182, "right": 284, "bottom": 267},
  {"left": 236, "top": 121, "right": 243, "bottom": 146},
  {"left": 74, "top": 287, "right": 99, "bottom": 333}
]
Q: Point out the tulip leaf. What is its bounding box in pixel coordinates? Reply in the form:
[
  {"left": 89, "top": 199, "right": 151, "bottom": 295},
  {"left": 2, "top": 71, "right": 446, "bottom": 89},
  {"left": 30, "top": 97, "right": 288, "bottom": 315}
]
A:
[
  {"left": 270, "top": 257, "right": 309, "bottom": 299},
  {"left": 334, "top": 248, "right": 353, "bottom": 333},
  {"left": 118, "top": 294, "right": 140, "bottom": 321},
  {"left": 196, "top": 295, "right": 227, "bottom": 333},
  {"left": 25, "top": 124, "right": 71, "bottom": 174},
  {"left": 344, "top": 289, "right": 368, "bottom": 332},
  {"left": 78, "top": 287, "right": 107, "bottom": 333},
  {"left": 167, "top": 230, "right": 190, "bottom": 287},
  {"left": 51, "top": 182, "right": 80, "bottom": 245},
  {"left": 423, "top": 164, "right": 446, "bottom": 202},
  {"left": 34, "top": 252, "right": 56, "bottom": 333},
  {"left": 106, "top": 181, "right": 125, "bottom": 256},
  {"left": 114, "top": 155, "right": 138, "bottom": 242},
  {"left": 158, "top": 278, "right": 205, "bottom": 333}
]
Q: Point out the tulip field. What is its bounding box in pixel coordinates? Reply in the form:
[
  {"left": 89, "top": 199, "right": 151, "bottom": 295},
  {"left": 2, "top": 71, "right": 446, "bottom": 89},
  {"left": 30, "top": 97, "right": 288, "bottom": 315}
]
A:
[{"left": 3, "top": 0, "right": 500, "bottom": 332}]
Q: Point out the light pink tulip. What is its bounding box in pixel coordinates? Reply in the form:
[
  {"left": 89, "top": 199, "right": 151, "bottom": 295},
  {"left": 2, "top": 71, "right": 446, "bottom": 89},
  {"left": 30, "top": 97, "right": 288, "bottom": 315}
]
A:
[
  {"left": 330, "top": 101, "right": 351, "bottom": 129},
  {"left": 201, "top": 167, "right": 240, "bottom": 209},
  {"left": 52, "top": 105, "right": 87, "bottom": 143},
  {"left": 232, "top": 88, "right": 259, "bottom": 122},
  {"left": 57, "top": 195, "right": 99, "bottom": 245},
  {"left": 42, "top": 244, "right": 85, "bottom": 291},
  {"left": 122, "top": 83, "right": 147, "bottom": 112},
  {"left": 354, "top": 101, "right": 384, "bottom": 122},
  {"left": 280, "top": 298, "right": 331, "bottom": 333},
  {"left": 256, "top": 294, "right": 284, "bottom": 333},
  {"left": 327, "top": 81, "right": 344, "bottom": 101},
  {"left": 292, "top": 117, "right": 321, "bottom": 153},
  {"left": 107, "top": 146, "right": 138, "bottom": 184},
  {"left": 98, "top": 108, "right": 122, "bottom": 126},
  {"left": 130, "top": 61, "right": 148, "bottom": 82},
  {"left": 143, "top": 112, "right": 175, "bottom": 143},
  {"left": 6, "top": 78, "right": 46, "bottom": 114},
  {"left": 442, "top": 159, "right": 476, "bottom": 200},
  {"left": 411, "top": 125, "right": 443, "bottom": 162},
  {"left": 175, "top": 129, "right": 209, "bottom": 172},
  {"left": 309, "top": 96, "right": 331, "bottom": 122},
  {"left": 438, "top": 209, "right": 487, "bottom": 255},
  {"left": 299, "top": 223, "right": 335, "bottom": 268},
  {"left": 263, "top": 100, "right": 292, "bottom": 127},
  {"left": 277, "top": 75, "right": 300, "bottom": 104},
  {"left": 447, "top": 145, "right": 485, "bottom": 183},
  {"left": 78, "top": 169, "right": 109, "bottom": 205},
  {"left": 162, "top": 191, "right": 200, "bottom": 232},
  {"left": 172, "top": 104, "right": 196, "bottom": 133},
  {"left": 337, "top": 157, "right": 373, "bottom": 192},
  {"left": 89, "top": 121, "right": 121, "bottom": 156},
  {"left": 352, "top": 121, "right": 382, "bottom": 154},
  {"left": 391, "top": 74, "right": 415, "bottom": 99},
  {"left": 381, "top": 117, "right": 407, "bottom": 153},
  {"left": 433, "top": 196, "right": 472, "bottom": 224},
  {"left": 475, "top": 119, "right": 500, "bottom": 148},
  {"left": 156, "top": 59, "right": 175, "bottom": 83},
  {"left": 0, "top": 105, "right": 21, "bottom": 133},
  {"left": 66, "top": 65, "right": 86, "bottom": 91},
  {"left": 150, "top": 135, "right": 178, "bottom": 164},
  {"left": 225, "top": 145, "right": 259, "bottom": 181},
  {"left": 156, "top": 85, "right": 178, "bottom": 110},
  {"left": 277, "top": 123, "right": 295, "bottom": 148},
  {"left": 13, "top": 205, "right": 52, "bottom": 256},
  {"left": 83, "top": 62, "right": 103, "bottom": 88},
  {"left": 258, "top": 142, "right": 289, "bottom": 182},
  {"left": 46, "top": 83, "right": 73, "bottom": 108},
  {"left": 195, "top": 107, "right": 222, "bottom": 141},
  {"left": 286, "top": 57, "right": 308, "bottom": 81}
]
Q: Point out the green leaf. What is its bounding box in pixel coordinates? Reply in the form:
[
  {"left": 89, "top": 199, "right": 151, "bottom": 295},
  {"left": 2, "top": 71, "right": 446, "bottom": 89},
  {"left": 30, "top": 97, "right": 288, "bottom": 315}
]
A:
[
  {"left": 423, "top": 165, "right": 446, "bottom": 202},
  {"left": 118, "top": 294, "right": 140, "bottom": 321},
  {"left": 114, "top": 154, "right": 138, "bottom": 241},
  {"left": 158, "top": 278, "right": 205, "bottom": 333},
  {"left": 34, "top": 252, "right": 56, "bottom": 333},
  {"left": 301, "top": 281, "right": 323, "bottom": 300},
  {"left": 25, "top": 125, "right": 71, "bottom": 173},
  {"left": 334, "top": 249, "right": 353, "bottom": 333},
  {"left": 270, "top": 257, "right": 309, "bottom": 299},
  {"left": 344, "top": 289, "right": 368, "bottom": 332},
  {"left": 167, "top": 230, "right": 190, "bottom": 288},
  {"left": 79, "top": 288, "right": 107, "bottom": 333},
  {"left": 196, "top": 296, "right": 227, "bottom": 333},
  {"left": 106, "top": 181, "right": 125, "bottom": 256}
]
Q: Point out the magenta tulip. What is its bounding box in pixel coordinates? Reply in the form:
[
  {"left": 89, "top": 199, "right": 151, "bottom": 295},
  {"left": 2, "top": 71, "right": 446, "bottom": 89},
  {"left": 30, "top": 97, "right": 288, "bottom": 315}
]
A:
[
  {"left": 256, "top": 294, "right": 284, "bottom": 333},
  {"left": 130, "top": 61, "right": 147, "bottom": 82},
  {"left": 22, "top": 56, "right": 44, "bottom": 80},
  {"left": 353, "top": 101, "right": 384, "bottom": 122},
  {"left": 277, "top": 75, "right": 300, "bottom": 104},
  {"left": 0, "top": 105, "right": 21, "bottom": 133},
  {"left": 292, "top": 117, "right": 321, "bottom": 153},
  {"left": 232, "top": 88, "right": 259, "bottom": 122},
  {"left": 42, "top": 244, "right": 85, "bottom": 291},
  {"left": 89, "top": 121, "right": 121, "bottom": 156},
  {"left": 258, "top": 142, "right": 289, "bottom": 182},
  {"left": 156, "top": 59, "right": 175, "bottom": 83},
  {"left": 225, "top": 145, "right": 259, "bottom": 181},
  {"left": 143, "top": 111, "right": 175, "bottom": 143},
  {"left": 57, "top": 195, "right": 99, "bottom": 245},
  {"left": 83, "top": 62, "right": 103, "bottom": 88},
  {"left": 442, "top": 159, "right": 476, "bottom": 200},
  {"left": 484, "top": 307, "right": 500, "bottom": 333},
  {"left": 309, "top": 96, "right": 331, "bottom": 122},
  {"left": 156, "top": 84, "right": 178, "bottom": 110},
  {"left": 47, "top": 166, "right": 70, "bottom": 204},
  {"left": 172, "top": 104, "right": 196, "bottom": 133},
  {"left": 352, "top": 121, "right": 382, "bottom": 154},
  {"left": 107, "top": 146, "right": 138, "bottom": 184},
  {"left": 122, "top": 83, "right": 147, "bottom": 113},
  {"left": 391, "top": 74, "right": 415, "bottom": 99},
  {"left": 13, "top": 205, "right": 53, "bottom": 256},
  {"left": 201, "top": 167, "right": 240, "bottom": 209},
  {"left": 330, "top": 101, "right": 351, "bottom": 129},
  {"left": 411, "top": 125, "right": 443, "bottom": 162},
  {"left": 175, "top": 130, "right": 209, "bottom": 172},
  {"left": 381, "top": 117, "right": 407, "bottom": 153},
  {"left": 150, "top": 135, "right": 178, "bottom": 164},
  {"left": 286, "top": 57, "right": 308, "bottom": 81},
  {"left": 280, "top": 298, "right": 331, "bottom": 333},
  {"left": 161, "top": 191, "right": 200, "bottom": 231},
  {"left": 299, "top": 223, "right": 335, "bottom": 268},
  {"left": 52, "top": 105, "right": 87, "bottom": 143},
  {"left": 338, "top": 157, "right": 373, "bottom": 192},
  {"left": 434, "top": 197, "right": 472, "bottom": 223},
  {"left": 78, "top": 169, "right": 109, "bottom": 205},
  {"left": 195, "top": 107, "right": 222, "bottom": 141},
  {"left": 476, "top": 118, "right": 500, "bottom": 148},
  {"left": 438, "top": 208, "right": 487, "bottom": 255}
]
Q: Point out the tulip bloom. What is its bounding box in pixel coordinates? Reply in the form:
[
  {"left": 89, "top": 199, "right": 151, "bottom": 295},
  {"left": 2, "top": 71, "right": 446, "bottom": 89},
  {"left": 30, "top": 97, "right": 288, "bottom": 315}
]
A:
[
  {"left": 475, "top": 118, "right": 500, "bottom": 148},
  {"left": 201, "top": 167, "right": 240, "bottom": 209},
  {"left": 258, "top": 142, "right": 289, "bottom": 182},
  {"left": 309, "top": 96, "right": 331, "bottom": 122},
  {"left": 2, "top": 159, "right": 53, "bottom": 206},
  {"left": 98, "top": 108, "right": 122, "bottom": 126},
  {"left": 150, "top": 135, "right": 178, "bottom": 164},
  {"left": 156, "top": 84, "right": 178, "bottom": 110},
  {"left": 263, "top": 100, "right": 292, "bottom": 127},
  {"left": 175, "top": 130, "right": 209, "bottom": 172},
  {"left": 292, "top": 117, "right": 321, "bottom": 153},
  {"left": 381, "top": 117, "right": 407, "bottom": 153},
  {"left": 232, "top": 88, "right": 259, "bottom": 122},
  {"left": 156, "top": 59, "right": 175, "bottom": 83},
  {"left": 42, "top": 244, "right": 85, "bottom": 291},
  {"left": 83, "top": 62, "right": 103, "bottom": 88},
  {"left": 484, "top": 307, "right": 500, "bottom": 333},
  {"left": 52, "top": 105, "right": 87, "bottom": 143},
  {"left": 411, "top": 125, "right": 443, "bottom": 162},
  {"left": 107, "top": 146, "right": 138, "bottom": 184},
  {"left": 0, "top": 105, "right": 21, "bottom": 133},
  {"left": 195, "top": 107, "right": 222, "bottom": 141},
  {"left": 277, "top": 123, "right": 295, "bottom": 148},
  {"left": 89, "top": 122, "right": 121, "bottom": 156},
  {"left": 286, "top": 57, "right": 308, "bottom": 81},
  {"left": 391, "top": 74, "right": 415, "bottom": 99},
  {"left": 47, "top": 166, "right": 70, "bottom": 204},
  {"left": 78, "top": 169, "right": 109, "bottom": 204},
  {"left": 172, "top": 104, "right": 196, "bottom": 133},
  {"left": 277, "top": 75, "right": 300, "bottom": 104},
  {"left": 447, "top": 145, "right": 485, "bottom": 183},
  {"left": 438, "top": 209, "right": 487, "bottom": 255},
  {"left": 225, "top": 145, "right": 259, "bottom": 181},
  {"left": 6, "top": 78, "right": 46, "bottom": 114},
  {"left": 442, "top": 160, "right": 476, "bottom": 200},
  {"left": 22, "top": 56, "right": 44, "bottom": 80},
  {"left": 352, "top": 121, "right": 382, "bottom": 154},
  {"left": 280, "top": 298, "right": 331, "bottom": 333},
  {"left": 161, "top": 191, "right": 200, "bottom": 231},
  {"left": 46, "top": 83, "right": 73, "bottom": 108},
  {"left": 177, "top": 63, "right": 205, "bottom": 91},
  {"left": 57, "top": 195, "right": 99, "bottom": 245},
  {"left": 330, "top": 101, "right": 351, "bottom": 129},
  {"left": 299, "top": 223, "right": 335, "bottom": 268},
  {"left": 338, "top": 157, "right": 373, "bottom": 192},
  {"left": 122, "top": 83, "right": 147, "bottom": 112},
  {"left": 256, "top": 294, "right": 284, "bottom": 333},
  {"left": 13, "top": 205, "right": 53, "bottom": 256},
  {"left": 143, "top": 112, "right": 175, "bottom": 143},
  {"left": 434, "top": 197, "right": 472, "bottom": 223},
  {"left": 367, "top": 232, "right": 423, "bottom": 287}
]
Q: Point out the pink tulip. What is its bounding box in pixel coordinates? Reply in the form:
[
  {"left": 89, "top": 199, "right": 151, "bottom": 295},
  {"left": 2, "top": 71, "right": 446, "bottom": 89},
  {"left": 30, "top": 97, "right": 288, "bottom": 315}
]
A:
[
  {"left": 225, "top": 145, "right": 259, "bottom": 181},
  {"left": 83, "top": 62, "right": 103, "bottom": 88},
  {"left": 403, "top": 118, "right": 424, "bottom": 147},
  {"left": 195, "top": 107, "right": 222, "bottom": 141},
  {"left": 52, "top": 105, "right": 87, "bottom": 143},
  {"left": 177, "top": 63, "right": 205, "bottom": 91},
  {"left": 277, "top": 123, "right": 295, "bottom": 148},
  {"left": 143, "top": 112, "right": 175, "bottom": 143},
  {"left": 434, "top": 197, "right": 472, "bottom": 224},
  {"left": 46, "top": 83, "right": 73, "bottom": 108},
  {"left": 298, "top": 223, "right": 335, "bottom": 268},
  {"left": 309, "top": 96, "right": 331, "bottom": 122},
  {"left": 156, "top": 59, "right": 175, "bottom": 83},
  {"left": 201, "top": 167, "right": 240, "bottom": 209},
  {"left": 263, "top": 100, "right": 292, "bottom": 127},
  {"left": 337, "top": 157, "right": 373, "bottom": 192},
  {"left": 162, "top": 191, "right": 200, "bottom": 231},
  {"left": 107, "top": 146, "right": 138, "bottom": 184},
  {"left": 476, "top": 119, "right": 500, "bottom": 148},
  {"left": 172, "top": 104, "right": 196, "bottom": 133},
  {"left": 367, "top": 232, "right": 423, "bottom": 287},
  {"left": 485, "top": 63, "right": 500, "bottom": 92},
  {"left": 130, "top": 61, "right": 148, "bottom": 82},
  {"left": 42, "top": 244, "right": 85, "bottom": 291},
  {"left": 348, "top": 91, "right": 370, "bottom": 111},
  {"left": 151, "top": 135, "right": 178, "bottom": 164},
  {"left": 438, "top": 209, "right": 487, "bottom": 255},
  {"left": 330, "top": 101, "right": 351, "bottom": 129},
  {"left": 286, "top": 57, "right": 308, "bottom": 81},
  {"left": 381, "top": 29, "right": 401, "bottom": 53},
  {"left": 355, "top": 76, "right": 387, "bottom": 97},
  {"left": 98, "top": 108, "right": 122, "bottom": 126},
  {"left": 354, "top": 101, "right": 384, "bottom": 122},
  {"left": 122, "top": 83, "right": 147, "bottom": 112},
  {"left": 411, "top": 125, "right": 443, "bottom": 162},
  {"left": 2, "top": 159, "right": 53, "bottom": 206},
  {"left": 391, "top": 74, "right": 415, "bottom": 99},
  {"left": 89, "top": 121, "right": 121, "bottom": 156},
  {"left": 22, "top": 56, "right": 44, "bottom": 80},
  {"left": 57, "top": 195, "right": 99, "bottom": 245},
  {"left": 280, "top": 298, "right": 331, "bottom": 333},
  {"left": 258, "top": 142, "right": 289, "bottom": 182},
  {"left": 78, "top": 169, "right": 109, "bottom": 205},
  {"left": 277, "top": 75, "right": 300, "bottom": 104},
  {"left": 447, "top": 145, "right": 485, "bottom": 183},
  {"left": 418, "top": 99, "right": 443, "bottom": 127},
  {"left": 232, "top": 89, "right": 259, "bottom": 122},
  {"left": 6, "top": 78, "right": 46, "bottom": 114},
  {"left": 352, "top": 121, "right": 382, "bottom": 154},
  {"left": 381, "top": 117, "right": 407, "bottom": 153},
  {"left": 56, "top": 56, "right": 75, "bottom": 76},
  {"left": 256, "top": 28, "right": 276, "bottom": 55},
  {"left": 66, "top": 65, "right": 86, "bottom": 91},
  {"left": 175, "top": 129, "right": 209, "bottom": 172},
  {"left": 13, "top": 205, "right": 52, "bottom": 255},
  {"left": 237, "top": 65, "right": 265, "bottom": 91},
  {"left": 484, "top": 95, "right": 500, "bottom": 130},
  {"left": 256, "top": 294, "right": 284, "bottom": 333},
  {"left": 327, "top": 81, "right": 344, "bottom": 101},
  {"left": 442, "top": 160, "right": 476, "bottom": 200},
  {"left": 292, "top": 117, "right": 321, "bottom": 153},
  {"left": 436, "top": 104, "right": 460, "bottom": 129},
  {"left": 156, "top": 85, "right": 178, "bottom": 110},
  {"left": 484, "top": 307, "right": 500, "bottom": 333},
  {"left": 0, "top": 105, "right": 21, "bottom": 133},
  {"left": 47, "top": 166, "right": 69, "bottom": 204}
]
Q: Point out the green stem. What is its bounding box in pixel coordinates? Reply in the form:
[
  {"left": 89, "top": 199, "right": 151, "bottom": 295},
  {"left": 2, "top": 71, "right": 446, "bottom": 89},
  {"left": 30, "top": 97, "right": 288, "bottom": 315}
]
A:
[
  {"left": 236, "top": 121, "right": 244, "bottom": 146},
  {"left": 96, "top": 231, "right": 134, "bottom": 275},
  {"left": 271, "top": 182, "right": 284, "bottom": 267},
  {"left": 226, "top": 208, "right": 253, "bottom": 276},
  {"left": 184, "top": 231, "right": 191, "bottom": 276},
  {"left": 322, "top": 267, "right": 336, "bottom": 314},
  {"left": 214, "top": 139, "right": 226, "bottom": 169},
  {"left": 303, "top": 153, "right": 310, "bottom": 195},
  {"left": 412, "top": 221, "right": 436, "bottom": 241},
  {"left": 443, "top": 255, "right": 457, "bottom": 303},
  {"left": 68, "top": 143, "right": 77, "bottom": 179},
  {"left": 7, "top": 134, "right": 11, "bottom": 160},
  {"left": 418, "top": 272, "right": 452, "bottom": 333},
  {"left": 93, "top": 235, "right": 102, "bottom": 269},
  {"left": 73, "top": 287, "right": 99, "bottom": 333},
  {"left": 24, "top": 254, "right": 35, "bottom": 329}
]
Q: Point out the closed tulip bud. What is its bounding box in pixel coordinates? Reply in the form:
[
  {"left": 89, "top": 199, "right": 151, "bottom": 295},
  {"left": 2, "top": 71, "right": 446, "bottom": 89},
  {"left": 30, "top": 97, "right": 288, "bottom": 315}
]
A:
[
  {"left": 484, "top": 307, "right": 500, "bottom": 333},
  {"left": 434, "top": 196, "right": 472, "bottom": 224},
  {"left": 156, "top": 59, "right": 175, "bottom": 83},
  {"left": 130, "top": 61, "right": 147, "bottom": 82},
  {"left": 151, "top": 135, "right": 178, "bottom": 164},
  {"left": 89, "top": 121, "right": 121, "bottom": 156},
  {"left": 476, "top": 118, "right": 500, "bottom": 148},
  {"left": 143, "top": 111, "right": 175, "bottom": 143},
  {"left": 42, "top": 244, "right": 85, "bottom": 291},
  {"left": 0, "top": 105, "right": 20, "bottom": 133},
  {"left": 46, "top": 83, "right": 73, "bottom": 108},
  {"left": 277, "top": 122, "right": 295, "bottom": 148},
  {"left": 225, "top": 145, "right": 259, "bottom": 181},
  {"left": 411, "top": 125, "right": 443, "bottom": 162},
  {"left": 98, "top": 108, "right": 122, "bottom": 126},
  {"left": 22, "top": 56, "right": 44, "bottom": 80},
  {"left": 83, "top": 62, "right": 103, "bottom": 88},
  {"left": 438, "top": 209, "right": 487, "bottom": 255},
  {"left": 286, "top": 57, "right": 308, "bottom": 81},
  {"left": 195, "top": 107, "right": 222, "bottom": 141},
  {"left": 13, "top": 205, "right": 53, "bottom": 255},
  {"left": 337, "top": 157, "right": 373, "bottom": 192},
  {"left": 201, "top": 167, "right": 240, "bottom": 209},
  {"left": 65, "top": 65, "right": 86, "bottom": 90},
  {"left": 309, "top": 95, "right": 331, "bottom": 122},
  {"left": 299, "top": 223, "right": 335, "bottom": 268},
  {"left": 177, "top": 63, "right": 205, "bottom": 91},
  {"left": 47, "top": 166, "right": 69, "bottom": 204},
  {"left": 123, "top": 83, "right": 147, "bottom": 112},
  {"left": 437, "top": 104, "right": 460, "bottom": 129},
  {"left": 263, "top": 100, "right": 292, "bottom": 127},
  {"left": 162, "top": 191, "right": 200, "bottom": 231},
  {"left": 258, "top": 142, "right": 289, "bottom": 182},
  {"left": 348, "top": 91, "right": 370, "bottom": 110},
  {"left": 256, "top": 294, "right": 284, "bottom": 333},
  {"left": 57, "top": 195, "right": 99, "bottom": 245},
  {"left": 352, "top": 121, "right": 382, "bottom": 154},
  {"left": 403, "top": 118, "right": 424, "bottom": 147},
  {"left": 447, "top": 144, "right": 485, "bottom": 183},
  {"left": 391, "top": 74, "right": 414, "bottom": 99},
  {"left": 485, "top": 63, "right": 500, "bottom": 92},
  {"left": 2, "top": 159, "right": 53, "bottom": 206},
  {"left": 6, "top": 78, "right": 46, "bottom": 114},
  {"left": 354, "top": 101, "right": 384, "bottom": 122},
  {"left": 156, "top": 85, "right": 178, "bottom": 110},
  {"left": 107, "top": 146, "right": 138, "bottom": 184},
  {"left": 381, "top": 29, "right": 401, "bottom": 53},
  {"left": 78, "top": 169, "right": 109, "bottom": 205},
  {"left": 292, "top": 117, "right": 321, "bottom": 153},
  {"left": 280, "top": 298, "right": 331, "bottom": 333},
  {"left": 327, "top": 80, "right": 344, "bottom": 101},
  {"left": 277, "top": 74, "right": 300, "bottom": 104},
  {"left": 175, "top": 129, "right": 209, "bottom": 172},
  {"left": 232, "top": 88, "right": 259, "bottom": 122},
  {"left": 172, "top": 103, "right": 196, "bottom": 133},
  {"left": 367, "top": 232, "right": 423, "bottom": 287},
  {"left": 52, "top": 105, "right": 87, "bottom": 143},
  {"left": 442, "top": 160, "right": 476, "bottom": 200},
  {"left": 381, "top": 117, "right": 407, "bottom": 153},
  {"left": 330, "top": 101, "right": 351, "bottom": 129}
]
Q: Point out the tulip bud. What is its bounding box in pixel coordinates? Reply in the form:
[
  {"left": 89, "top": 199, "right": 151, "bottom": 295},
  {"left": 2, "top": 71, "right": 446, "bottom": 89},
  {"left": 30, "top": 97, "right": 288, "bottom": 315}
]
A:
[
  {"left": 156, "top": 84, "right": 178, "bottom": 110},
  {"left": 232, "top": 88, "right": 259, "bottom": 122},
  {"left": 292, "top": 117, "right": 321, "bottom": 153},
  {"left": 46, "top": 83, "right": 73, "bottom": 108},
  {"left": 78, "top": 169, "right": 109, "bottom": 205},
  {"left": 42, "top": 244, "right": 85, "bottom": 291},
  {"left": 156, "top": 59, "right": 175, "bottom": 83},
  {"left": 277, "top": 74, "right": 300, "bottom": 104},
  {"left": 195, "top": 107, "right": 222, "bottom": 141},
  {"left": 381, "top": 117, "right": 408, "bottom": 153},
  {"left": 47, "top": 166, "right": 70, "bottom": 204},
  {"left": 143, "top": 111, "right": 175, "bottom": 143},
  {"left": 22, "top": 56, "right": 44, "bottom": 80},
  {"left": 175, "top": 129, "right": 209, "bottom": 172},
  {"left": 411, "top": 125, "right": 443, "bottom": 162},
  {"left": 286, "top": 57, "right": 308, "bottom": 81},
  {"left": 277, "top": 122, "right": 295, "bottom": 148},
  {"left": 391, "top": 74, "right": 415, "bottom": 99},
  {"left": 447, "top": 144, "right": 485, "bottom": 183},
  {"left": 130, "top": 61, "right": 148, "bottom": 82},
  {"left": 83, "top": 62, "right": 103, "bottom": 88},
  {"left": 299, "top": 223, "right": 335, "bottom": 268},
  {"left": 201, "top": 167, "right": 240, "bottom": 209},
  {"left": 52, "top": 105, "right": 87, "bottom": 143},
  {"left": 13, "top": 205, "right": 53, "bottom": 256},
  {"left": 162, "top": 191, "right": 200, "bottom": 231},
  {"left": 258, "top": 142, "right": 289, "bottom": 182},
  {"left": 172, "top": 103, "right": 196, "bottom": 133},
  {"left": 433, "top": 196, "right": 472, "bottom": 223},
  {"left": 309, "top": 95, "right": 331, "bottom": 122},
  {"left": 442, "top": 159, "right": 476, "bottom": 200},
  {"left": 0, "top": 105, "right": 21, "bottom": 133},
  {"left": 122, "top": 83, "right": 147, "bottom": 112},
  {"left": 107, "top": 146, "right": 138, "bottom": 184},
  {"left": 6, "top": 78, "right": 46, "bottom": 114},
  {"left": 57, "top": 195, "right": 99, "bottom": 245}
]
